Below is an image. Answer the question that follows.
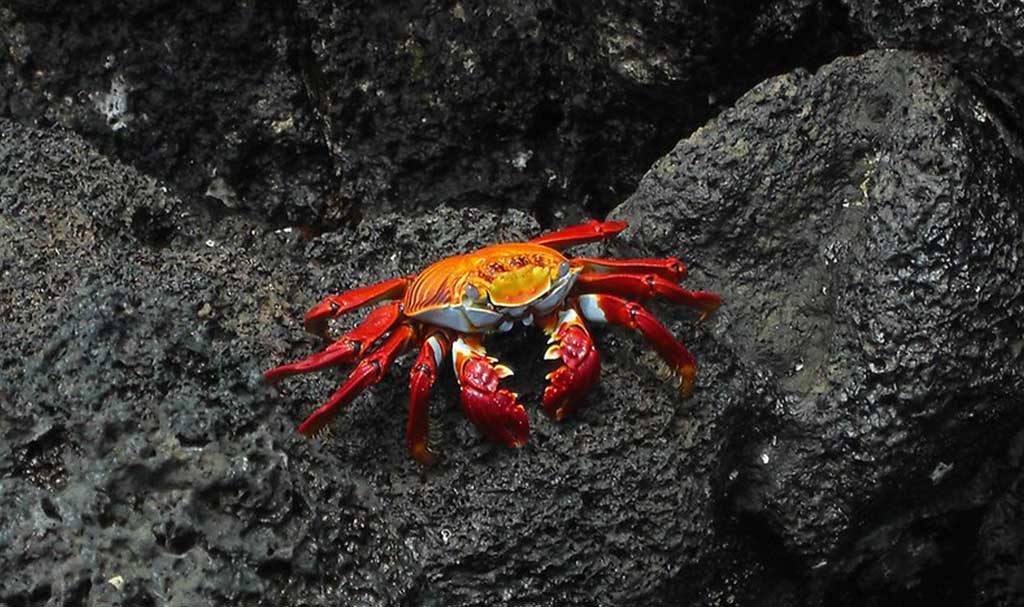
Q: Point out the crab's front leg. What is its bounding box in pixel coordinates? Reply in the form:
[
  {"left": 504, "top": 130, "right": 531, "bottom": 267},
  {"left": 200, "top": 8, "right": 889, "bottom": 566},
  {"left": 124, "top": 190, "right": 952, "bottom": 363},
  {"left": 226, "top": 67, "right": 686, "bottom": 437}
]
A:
[
  {"left": 452, "top": 336, "right": 529, "bottom": 447},
  {"left": 297, "top": 323, "right": 416, "bottom": 437},
  {"left": 539, "top": 308, "right": 601, "bottom": 421},
  {"left": 264, "top": 301, "right": 403, "bottom": 384},
  {"left": 407, "top": 330, "right": 452, "bottom": 465},
  {"left": 303, "top": 276, "right": 412, "bottom": 339}
]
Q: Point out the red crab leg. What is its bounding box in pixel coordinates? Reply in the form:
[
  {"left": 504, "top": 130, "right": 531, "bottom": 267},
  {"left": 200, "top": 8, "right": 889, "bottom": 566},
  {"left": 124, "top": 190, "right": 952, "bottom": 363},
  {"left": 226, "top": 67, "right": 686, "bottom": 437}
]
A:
[
  {"left": 304, "top": 275, "right": 412, "bottom": 338},
  {"left": 407, "top": 330, "right": 452, "bottom": 465},
  {"left": 297, "top": 323, "right": 416, "bottom": 438},
  {"left": 541, "top": 308, "right": 600, "bottom": 421},
  {"left": 452, "top": 336, "right": 529, "bottom": 447},
  {"left": 577, "top": 294, "right": 699, "bottom": 398},
  {"left": 571, "top": 256, "right": 687, "bottom": 281},
  {"left": 574, "top": 272, "right": 721, "bottom": 319},
  {"left": 264, "top": 301, "right": 403, "bottom": 384},
  {"left": 529, "top": 219, "right": 628, "bottom": 250}
]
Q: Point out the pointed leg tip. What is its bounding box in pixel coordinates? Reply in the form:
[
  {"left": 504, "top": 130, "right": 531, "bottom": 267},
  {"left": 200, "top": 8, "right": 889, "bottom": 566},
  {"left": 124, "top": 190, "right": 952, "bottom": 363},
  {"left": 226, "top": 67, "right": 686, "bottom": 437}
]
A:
[
  {"left": 678, "top": 366, "right": 696, "bottom": 399},
  {"left": 298, "top": 413, "right": 330, "bottom": 438},
  {"left": 410, "top": 443, "right": 437, "bottom": 466}
]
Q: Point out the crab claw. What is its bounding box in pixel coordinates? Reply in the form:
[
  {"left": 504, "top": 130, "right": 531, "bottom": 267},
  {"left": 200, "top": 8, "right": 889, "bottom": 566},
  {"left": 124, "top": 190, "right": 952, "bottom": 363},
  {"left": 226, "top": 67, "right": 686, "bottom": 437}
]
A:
[
  {"left": 542, "top": 309, "right": 600, "bottom": 421},
  {"left": 453, "top": 337, "right": 529, "bottom": 447}
]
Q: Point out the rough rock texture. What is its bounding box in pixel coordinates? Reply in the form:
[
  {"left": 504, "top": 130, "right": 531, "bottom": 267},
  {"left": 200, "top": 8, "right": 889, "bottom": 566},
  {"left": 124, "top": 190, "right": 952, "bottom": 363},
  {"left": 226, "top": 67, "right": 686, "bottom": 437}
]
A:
[
  {"left": 0, "top": 1, "right": 858, "bottom": 226},
  {"left": 3, "top": 3, "right": 1024, "bottom": 607},
  {"left": 295, "top": 0, "right": 856, "bottom": 220},
  {"left": 611, "top": 50, "right": 1024, "bottom": 605},
  {"left": 844, "top": 0, "right": 1024, "bottom": 132},
  {"left": 0, "top": 1, "right": 333, "bottom": 224}
]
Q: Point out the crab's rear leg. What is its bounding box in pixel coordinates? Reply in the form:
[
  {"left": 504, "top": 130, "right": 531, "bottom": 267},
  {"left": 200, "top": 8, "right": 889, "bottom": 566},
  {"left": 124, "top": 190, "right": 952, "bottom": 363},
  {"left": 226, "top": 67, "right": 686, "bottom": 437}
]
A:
[
  {"left": 297, "top": 323, "right": 416, "bottom": 438},
  {"left": 407, "top": 330, "right": 452, "bottom": 465},
  {"left": 577, "top": 294, "right": 699, "bottom": 397},
  {"left": 574, "top": 271, "right": 721, "bottom": 320},
  {"left": 452, "top": 336, "right": 529, "bottom": 447},
  {"left": 539, "top": 308, "right": 601, "bottom": 421},
  {"left": 304, "top": 275, "right": 412, "bottom": 339},
  {"left": 529, "top": 219, "right": 628, "bottom": 250},
  {"left": 264, "top": 301, "right": 403, "bottom": 384}
]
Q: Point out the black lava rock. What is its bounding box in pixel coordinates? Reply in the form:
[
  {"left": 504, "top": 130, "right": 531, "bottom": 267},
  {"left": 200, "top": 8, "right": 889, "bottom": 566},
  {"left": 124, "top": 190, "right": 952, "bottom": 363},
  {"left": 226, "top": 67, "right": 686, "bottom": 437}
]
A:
[
  {"left": 2, "top": 4, "right": 1024, "bottom": 607},
  {"left": 1, "top": 1, "right": 857, "bottom": 228},
  {"left": 296, "top": 0, "right": 857, "bottom": 221},
  {"left": 844, "top": 0, "right": 1024, "bottom": 134},
  {"left": 611, "top": 49, "right": 1024, "bottom": 605},
  {"left": 0, "top": 1, "right": 332, "bottom": 225}
]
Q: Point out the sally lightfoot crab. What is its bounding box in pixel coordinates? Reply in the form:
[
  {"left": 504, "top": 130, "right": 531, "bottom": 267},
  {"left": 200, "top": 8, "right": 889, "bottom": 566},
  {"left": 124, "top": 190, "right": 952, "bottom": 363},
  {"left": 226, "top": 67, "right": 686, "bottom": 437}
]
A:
[{"left": 265, "top": 220, "right": 721, "bottom": 464}]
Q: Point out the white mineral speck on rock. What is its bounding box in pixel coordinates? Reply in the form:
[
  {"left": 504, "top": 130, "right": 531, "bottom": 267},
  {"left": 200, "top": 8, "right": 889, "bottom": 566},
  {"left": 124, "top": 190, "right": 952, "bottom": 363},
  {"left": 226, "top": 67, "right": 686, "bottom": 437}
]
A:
[
  {"left": 511, "top": 150, "right": 533, "bottom": 170},
  {"left": 93, "top": 74, "right": 132, "bottom": 131}
]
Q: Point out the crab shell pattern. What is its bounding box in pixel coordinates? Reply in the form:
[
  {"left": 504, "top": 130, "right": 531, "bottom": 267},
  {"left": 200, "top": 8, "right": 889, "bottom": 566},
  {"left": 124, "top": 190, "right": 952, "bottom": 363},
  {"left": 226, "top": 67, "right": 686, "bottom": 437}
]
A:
[{"left": 265, "top": 220, "right": 721, "bottom": 464}]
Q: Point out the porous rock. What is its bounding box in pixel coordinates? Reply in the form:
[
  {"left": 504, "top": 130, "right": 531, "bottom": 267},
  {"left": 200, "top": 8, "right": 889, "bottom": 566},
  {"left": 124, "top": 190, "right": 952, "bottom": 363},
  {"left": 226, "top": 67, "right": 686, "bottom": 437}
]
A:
[
  {"left": 843, "top": 0, "right": 1024, "bottom": 133},
  {"left": 1, "top": 118, "right": 749, "bottom": 606},
  {"left": 612, "top": 49, "right": 1024, "bottom": 604}
]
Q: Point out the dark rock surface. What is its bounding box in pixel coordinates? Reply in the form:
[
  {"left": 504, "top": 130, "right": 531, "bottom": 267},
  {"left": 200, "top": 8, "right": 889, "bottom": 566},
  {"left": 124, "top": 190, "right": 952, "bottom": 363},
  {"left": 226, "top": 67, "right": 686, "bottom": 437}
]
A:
[
  {"left": 3, "top": 3, "right": 1024, "bottom": 607},
  {"left": 611, "top": 49, "right": 1024, "bottom": 605},
  {"left": 295, "top": 0, "right": 856, "bottom": 220},
  {"left": 1, "top": 1, "right": 857, "bottom": 226},
  {"left": 844, "top": 1, "right": 1024, "bottom": 133},
  {"left": 0, "top": 1, "right": 332, "bottom": 225}
]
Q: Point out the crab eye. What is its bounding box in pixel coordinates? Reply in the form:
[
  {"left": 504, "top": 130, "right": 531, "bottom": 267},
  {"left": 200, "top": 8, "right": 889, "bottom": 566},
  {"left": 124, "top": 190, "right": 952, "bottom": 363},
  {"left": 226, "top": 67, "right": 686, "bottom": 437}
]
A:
[
  {"left": 557, "top": 261, "right": 570, "bottom": 278},
  {"left": 464, "top": 284, "right": 481, "bottom": 301}
]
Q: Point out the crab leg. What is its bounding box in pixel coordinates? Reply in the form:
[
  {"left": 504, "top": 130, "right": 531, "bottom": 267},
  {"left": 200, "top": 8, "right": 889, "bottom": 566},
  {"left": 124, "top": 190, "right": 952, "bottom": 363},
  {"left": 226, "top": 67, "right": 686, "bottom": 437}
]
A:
[
  {"left": 529, "top": 219, "right": 628, "bottom": 250},
  {"left": 407, "top": 330, "right": 452, "bottom": 465},
  {"left": 297, "top": 323, "right": 416, "bottom": 438},
  {"left": 452, "top": 336, "right": 529, "bottom": 447},
  {"left": 576, "top": 294, "right": 699, "bottom": 398},
  {"left": 264, "top": 301, "right": 403, "bottom": 384},
  {"left": 304, "top": 275, "right": 412, "bottom": 338},
  {"left": 572, "top": 256, "right": 687, "bottom": 281},
  {"left": 574, "top": 272, "right": 721, "bottom": 319},
  {"left": 540, "top": 308, "right": 601, "bottom": 421}
]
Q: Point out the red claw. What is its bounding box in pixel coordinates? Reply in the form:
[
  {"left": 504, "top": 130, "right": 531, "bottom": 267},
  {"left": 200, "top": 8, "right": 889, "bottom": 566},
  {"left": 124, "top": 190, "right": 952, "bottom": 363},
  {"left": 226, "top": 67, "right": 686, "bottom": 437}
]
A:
[
  {"left": 454, "top": 339, "right": 529, "bottom": 447},
  {"left": 543, "top": 311, "right": 600, "bottom": 421}
]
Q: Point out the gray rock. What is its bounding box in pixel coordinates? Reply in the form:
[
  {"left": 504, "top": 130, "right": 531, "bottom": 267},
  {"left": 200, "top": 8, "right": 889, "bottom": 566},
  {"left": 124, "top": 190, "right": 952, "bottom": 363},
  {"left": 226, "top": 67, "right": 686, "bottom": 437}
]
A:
[
  {"left": 844, "top": 0, "right": 1024, "bottom": 132},
  {"left": 1, "top": 1, "right": 858, "bottom": 228},
  {"left": 612, "top": 49, "right": 1024, "bottom": 603},
  {"left": 3, "top": 118, "right": 749, "bottom": 605},
  {"left": 0, "top": 1, "right": 332, "bottom": 225},
  {"left": 296, "top": 0, "right": 857, "bottom": 220},
  {"left": 4, "top": 35, "right": 1024, "bottom": 607}
]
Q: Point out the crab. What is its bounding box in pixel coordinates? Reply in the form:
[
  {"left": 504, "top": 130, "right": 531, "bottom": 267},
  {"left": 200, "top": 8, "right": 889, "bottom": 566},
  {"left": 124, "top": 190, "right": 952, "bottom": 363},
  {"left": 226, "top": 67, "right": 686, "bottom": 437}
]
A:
[{"left": 265, "top": 220, "right": 721, "bottom": 464}]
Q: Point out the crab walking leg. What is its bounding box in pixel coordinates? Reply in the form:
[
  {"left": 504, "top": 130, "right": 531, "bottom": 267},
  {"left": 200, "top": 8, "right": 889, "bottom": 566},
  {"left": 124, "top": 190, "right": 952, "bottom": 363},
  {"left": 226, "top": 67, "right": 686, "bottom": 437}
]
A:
[
  {"left": 528, "top": 219, "right": 628, "bottom": 250},
  {"left": 407, "top": 330, "right": 452, "bottom": 465},
  {"left": 574, "top": 272, "right": 722, "bottom": 319},
  {"left": 452, "top": 336, "right": 529, "bottom": 447},
  {"left": 303, "top": 275, "right": 412, "bottom": 338},
  {"left": 571, "top": 256, "right": 688, "bottom": 281},
  {"left": 264, "top": 301, "right": 403, "bottom": 384},
  {"left": 541, "top": 308, "right": 601, "bottom": 421},
  {"left": 297, "top": 324, "right": 416, "bottom": 438},
  {"left": 577, "top": 294, "right": 699, "bottom": 397}
]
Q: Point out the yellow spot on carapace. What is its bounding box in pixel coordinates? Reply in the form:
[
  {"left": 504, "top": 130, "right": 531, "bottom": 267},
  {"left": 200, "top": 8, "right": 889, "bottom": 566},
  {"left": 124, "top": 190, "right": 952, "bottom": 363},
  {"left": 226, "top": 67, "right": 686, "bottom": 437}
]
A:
[{"left": 486, "top": 264, "right": 553, "bottom": 306}]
